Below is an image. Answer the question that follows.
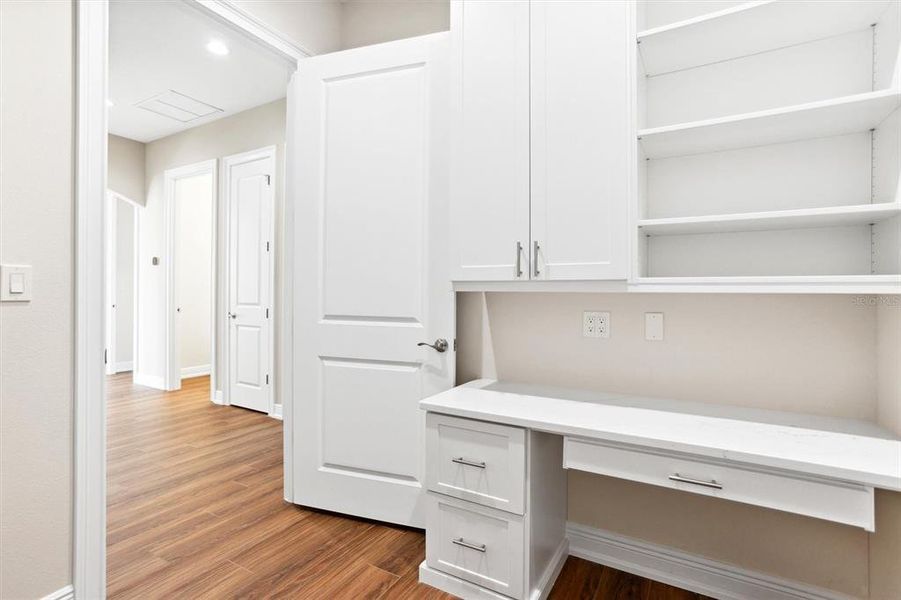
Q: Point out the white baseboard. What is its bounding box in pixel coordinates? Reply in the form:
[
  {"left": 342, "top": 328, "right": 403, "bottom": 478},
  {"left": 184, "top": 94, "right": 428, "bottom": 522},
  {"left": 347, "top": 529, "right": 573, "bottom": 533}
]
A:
[
  {"left": 133, "top": 372, "right": 165, "bottom": 390},
  {"left": 114, "top": 360, "right": 133, "bottom": 373},
  {"left": 212, "top": 389, "right": 225, "bottom": 405},
  {"left": 269, "top": 403, "right": 283, "bottom": 420},
  {"left": 181, "top": 364, "right": 211, "bottom": 378},
  {"left": 566, "top": 522, "right": 854, "bottom": 600},
  {"left": 42, "top": 584, "right": 74, "bottom": 600}
]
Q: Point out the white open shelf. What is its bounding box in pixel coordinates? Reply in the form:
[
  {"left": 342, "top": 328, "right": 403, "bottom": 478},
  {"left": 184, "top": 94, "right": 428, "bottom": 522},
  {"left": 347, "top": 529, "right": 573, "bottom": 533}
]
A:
[
  {"left": 638, "top": 203, "right": 901, "bottom": 236},
  {"left": 637, "top": 0, "right": 894, "bottom": 76},
  {"left": 638, "top": 89, "right": 901, "bottom": 159},
  {"left": 630, "top": 275, "right": 901, "bottom": 294}
]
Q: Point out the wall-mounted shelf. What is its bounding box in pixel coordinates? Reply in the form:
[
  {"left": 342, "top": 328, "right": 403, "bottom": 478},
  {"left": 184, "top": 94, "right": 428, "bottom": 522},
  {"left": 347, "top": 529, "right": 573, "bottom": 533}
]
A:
[
  {"left": 638, "top": 89, "right": 901, "bottom": 159},
  {"left": 638, "top": 203, "right": 901, "bottom": 236},
  {"left": 630, "top": 275, "right": 901, "bottom": 294},
  {"left": 637, "top": 0, "right": 893, "bottom": 76}
]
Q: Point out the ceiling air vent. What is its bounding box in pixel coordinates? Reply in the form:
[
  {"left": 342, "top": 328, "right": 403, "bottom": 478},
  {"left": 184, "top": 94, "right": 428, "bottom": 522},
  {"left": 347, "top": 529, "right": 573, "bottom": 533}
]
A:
[{"left": 135, "top": 90, "right": 223, "bottom": 123}]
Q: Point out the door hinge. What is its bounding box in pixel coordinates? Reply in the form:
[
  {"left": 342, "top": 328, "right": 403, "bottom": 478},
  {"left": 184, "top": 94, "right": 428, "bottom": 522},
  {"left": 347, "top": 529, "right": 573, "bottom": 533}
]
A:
[
  {"left": 265, "top": 374, "right": 270, "bottom": 385},
  {"left": 265, "top": 174, "right": 271, "bottom": 186},
  {"left": 104, "top": 349, "right": 108, "bottom": 364},
  {"left": 453, "top": 338, "right": 457, "bottom": 352},
  {"left": 266, "top": 241, "right": 270, "bottom": 252},
  {"left": 265, "top": 308, "right": 270, "bottom": 319}
]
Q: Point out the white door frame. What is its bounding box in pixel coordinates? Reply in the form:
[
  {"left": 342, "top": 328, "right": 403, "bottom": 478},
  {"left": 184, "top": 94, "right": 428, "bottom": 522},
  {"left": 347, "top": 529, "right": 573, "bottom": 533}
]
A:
[
  {"left": 104, "top": 189, "right": 140, "bottom": 375},
  {"left": 74, "top": 1, "right": 306, "bottom": 597},
  {"left": 220, "top": 146, "right": 277, "bottom": 415},
  {"left": 163, "top": 159, "right": 218, "bottom": 393}
]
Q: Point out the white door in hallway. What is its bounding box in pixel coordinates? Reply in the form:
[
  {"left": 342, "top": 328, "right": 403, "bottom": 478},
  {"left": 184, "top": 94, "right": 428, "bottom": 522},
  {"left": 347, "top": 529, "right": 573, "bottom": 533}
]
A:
[
  {"left": 226, "top": 148, "right": 275, "bottom": 413},
  {"left": 292, "top": 33, "right": 454, "bottom": 527}
]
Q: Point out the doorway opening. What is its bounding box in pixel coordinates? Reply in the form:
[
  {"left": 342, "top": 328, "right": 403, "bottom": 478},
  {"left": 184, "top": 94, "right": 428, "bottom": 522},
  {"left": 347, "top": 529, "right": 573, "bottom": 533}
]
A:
[{"left": 95, "top": 0, "right": 299, "bottom": 596}]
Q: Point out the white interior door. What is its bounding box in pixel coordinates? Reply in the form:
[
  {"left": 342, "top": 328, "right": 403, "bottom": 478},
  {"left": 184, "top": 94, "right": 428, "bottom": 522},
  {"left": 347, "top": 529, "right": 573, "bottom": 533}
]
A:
[
  {"left": 293, "top": 32, "right": 454, "bottom": 527},
  {"left": 226, "top": 151, "right": 274, "bottom": 413}
]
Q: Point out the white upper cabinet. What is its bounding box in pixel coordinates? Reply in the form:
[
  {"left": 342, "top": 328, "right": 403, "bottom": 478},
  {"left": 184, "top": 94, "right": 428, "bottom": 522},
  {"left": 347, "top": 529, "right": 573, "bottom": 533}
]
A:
[
  {"left": 530, "top": 1, "right": 631, "bottom": 280},
  {"left": 450, "top": 0, "right": 632, "bottom": 282},
  {"left": 450, "top": 0, "right": 531, "bottom": 281}
]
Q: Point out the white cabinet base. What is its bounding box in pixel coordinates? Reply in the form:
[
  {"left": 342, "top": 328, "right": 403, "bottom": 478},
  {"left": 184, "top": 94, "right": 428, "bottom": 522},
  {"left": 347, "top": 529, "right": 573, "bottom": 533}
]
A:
[{"left": 419, "top": 537, "right": 569, "bottom": 600}]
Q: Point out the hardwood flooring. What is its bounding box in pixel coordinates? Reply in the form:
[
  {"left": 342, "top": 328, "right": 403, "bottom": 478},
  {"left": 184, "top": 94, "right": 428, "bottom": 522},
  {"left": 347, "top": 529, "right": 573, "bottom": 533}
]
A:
[{"left": 107, "top": 373, "right": 708, "bottom": 599}]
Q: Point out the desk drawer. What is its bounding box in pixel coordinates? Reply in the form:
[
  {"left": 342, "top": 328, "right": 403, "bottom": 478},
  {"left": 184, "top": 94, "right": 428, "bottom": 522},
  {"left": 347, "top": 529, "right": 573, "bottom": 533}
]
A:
[
  {"left": 425, "top": 493, "right": 525, "bottom": 599},
  {"left": 426, "top": 413, "right": 526, "bottom": 514},
  {"left": 563, "top": 437, "right": 875, "bottom": 530}
]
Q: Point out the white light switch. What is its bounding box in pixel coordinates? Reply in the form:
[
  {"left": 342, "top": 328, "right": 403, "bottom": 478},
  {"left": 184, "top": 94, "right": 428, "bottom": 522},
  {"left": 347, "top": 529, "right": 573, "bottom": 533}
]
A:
[
  {"left": 9, "top": 273, "right": 24, "bottom": 294},
  {"left": 645, "top": 312, "right": 664, "bottom": 341},
  {"left": 1, "top": 265, "right": 32, "bottom": 302}
]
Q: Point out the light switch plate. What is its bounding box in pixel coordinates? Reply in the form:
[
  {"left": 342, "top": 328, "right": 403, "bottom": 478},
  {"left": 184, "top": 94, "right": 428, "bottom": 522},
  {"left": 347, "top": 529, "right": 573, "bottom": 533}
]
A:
[
  {"left": 1, "top": 264, "right": 32, "bottom": 302},
  {"left": 645, "top": 312, "right": 664, "bottom": 341}
]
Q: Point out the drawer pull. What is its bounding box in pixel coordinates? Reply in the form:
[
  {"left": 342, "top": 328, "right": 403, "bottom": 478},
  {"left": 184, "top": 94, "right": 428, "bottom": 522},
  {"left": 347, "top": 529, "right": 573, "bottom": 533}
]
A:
[
  {"left": 452, "top": 457, "right": 486, "bottom": 469},
  {"left": 452, "top": 537, "right": 487, "bottom": 553},
  {"left": 668, "top": 473, "right": 723, "bottom": 490}
]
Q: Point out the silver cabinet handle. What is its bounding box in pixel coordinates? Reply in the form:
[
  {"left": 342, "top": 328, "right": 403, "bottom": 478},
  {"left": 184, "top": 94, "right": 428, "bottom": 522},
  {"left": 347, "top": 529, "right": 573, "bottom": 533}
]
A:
[
  {"left": 452, "top": 457, "right": 486, "bottom": 469},
  {"left": 668, "top": 474, "right": 723, "bottom": 490},
  {"left": 533, "top": 240, "right": 540, "bottom": 277},
  {"left": 417, "top": 338, "right": 448, "bottom": 353},
  {"left": 515, "top": 241, "right": 523, "bottom": 278},
  {"left": 452, "top": 537, "right": 486, "bottom": 553}
]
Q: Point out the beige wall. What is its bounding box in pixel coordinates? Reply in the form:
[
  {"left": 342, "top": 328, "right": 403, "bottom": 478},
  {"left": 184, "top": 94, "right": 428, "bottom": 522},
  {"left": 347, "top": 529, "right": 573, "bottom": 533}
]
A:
[
  {"left": 871, "top": 299, "right": 901, "bottom": 599},
  {"left": 235, "top": 0, "right": 343, "bottom": 54},
  {"left": 0, "top": 1, "right": 74, "bottom": 598},
  {"left": 341, "top": 0, "right": 449, "bottom": 49},
  {"left": 457, "top": 292, "right": 899, "bottom": 598},
  {"left": 139, "top": 100, "right": 286, "bottom": 404},
  {"left": 108, "top": 134, "right": 146, "bottom": 205}
]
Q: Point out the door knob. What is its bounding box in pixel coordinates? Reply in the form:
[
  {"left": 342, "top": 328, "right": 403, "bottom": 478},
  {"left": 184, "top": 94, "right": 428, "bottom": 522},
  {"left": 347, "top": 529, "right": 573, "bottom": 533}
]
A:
[{"left": 417, "top": 338, "right": 448, "bottom": 353}]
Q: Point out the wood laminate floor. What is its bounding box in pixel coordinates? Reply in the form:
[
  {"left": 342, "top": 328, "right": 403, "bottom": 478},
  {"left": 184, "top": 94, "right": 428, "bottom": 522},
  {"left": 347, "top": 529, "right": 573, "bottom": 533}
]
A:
[{"left": 107, "top": 373, "right": 708, "bottom": 599}]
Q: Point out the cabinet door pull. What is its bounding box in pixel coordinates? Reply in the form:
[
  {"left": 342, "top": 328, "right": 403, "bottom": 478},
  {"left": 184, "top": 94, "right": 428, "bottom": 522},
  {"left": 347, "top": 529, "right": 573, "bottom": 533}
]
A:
[
  {"left": 452, "top": 457, "right": 486, "bottom": 469},
  {"left": 452, "top": 537, "right": 487, "bottom": 552},
  {"left": 533, "top": 240, "right": 540, "bottom": 277},
  {"left": 515, "top": 241, "right": 523, "bottom": 278},
  {"left": 668, "top": 473, "right": 723, "bottom": 490}
]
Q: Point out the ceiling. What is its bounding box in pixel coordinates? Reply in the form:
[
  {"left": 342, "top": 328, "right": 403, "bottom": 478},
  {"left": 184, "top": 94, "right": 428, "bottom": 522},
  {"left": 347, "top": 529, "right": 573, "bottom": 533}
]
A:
[{"left": 109, "top": 0, "right": 293, "bottom": 143}]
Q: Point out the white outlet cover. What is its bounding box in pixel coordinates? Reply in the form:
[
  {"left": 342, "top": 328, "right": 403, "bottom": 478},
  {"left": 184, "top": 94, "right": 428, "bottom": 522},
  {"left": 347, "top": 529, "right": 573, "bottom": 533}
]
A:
[
  {"left": 583, "top": 311, "right": 610, "bottom": 339},
  {"left": 645, "top": 312, "right": 664, "bottom": 341}
]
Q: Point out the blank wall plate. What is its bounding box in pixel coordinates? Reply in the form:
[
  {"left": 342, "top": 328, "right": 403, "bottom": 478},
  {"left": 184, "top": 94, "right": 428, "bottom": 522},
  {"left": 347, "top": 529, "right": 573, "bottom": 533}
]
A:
[
  {"left": 645, "top": 312, "right": 664, "bottom": 341},
  {"left": 583, "top": 311, "right": 610, "bottom": 339}
]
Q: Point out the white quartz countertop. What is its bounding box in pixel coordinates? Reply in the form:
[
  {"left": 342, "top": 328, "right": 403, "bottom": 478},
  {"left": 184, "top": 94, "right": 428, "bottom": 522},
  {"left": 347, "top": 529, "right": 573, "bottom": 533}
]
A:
[{"left": 419, "top": 380, "right": 901, "bottom": 491}]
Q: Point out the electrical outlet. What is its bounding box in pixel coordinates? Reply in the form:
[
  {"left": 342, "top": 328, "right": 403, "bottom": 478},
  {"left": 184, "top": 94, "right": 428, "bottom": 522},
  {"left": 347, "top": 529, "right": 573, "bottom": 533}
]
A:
[{"left": 583, "top": 311, "right": 610, "bottom": 339}]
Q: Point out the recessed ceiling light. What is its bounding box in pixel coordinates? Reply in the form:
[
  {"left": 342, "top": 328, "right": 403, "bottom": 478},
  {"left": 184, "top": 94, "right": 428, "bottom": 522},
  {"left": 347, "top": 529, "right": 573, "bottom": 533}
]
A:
[{"left": 206, "top": 39, "right": 229, "bottom": 56}]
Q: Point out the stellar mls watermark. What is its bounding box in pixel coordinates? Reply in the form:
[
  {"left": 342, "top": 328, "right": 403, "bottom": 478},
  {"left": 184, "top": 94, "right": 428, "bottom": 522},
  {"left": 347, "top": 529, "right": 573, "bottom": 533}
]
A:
[{"left": 851, "top": 296, "right": 901, "bottom": 307}]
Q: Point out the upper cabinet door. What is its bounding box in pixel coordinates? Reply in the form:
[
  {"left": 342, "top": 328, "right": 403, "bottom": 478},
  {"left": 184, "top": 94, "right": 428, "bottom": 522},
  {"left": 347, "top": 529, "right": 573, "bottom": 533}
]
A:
[
  {"left": 450, "top": 0, "right": 531, "bottom": 281},
  {"left": 530, "top": 1, "right": 632, "bottom": 280}
]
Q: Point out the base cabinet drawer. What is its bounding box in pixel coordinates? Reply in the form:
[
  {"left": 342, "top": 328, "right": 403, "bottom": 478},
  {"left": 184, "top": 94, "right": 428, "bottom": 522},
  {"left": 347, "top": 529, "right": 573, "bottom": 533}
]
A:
[
  {"left": 426, "top": 413, "right": 526, "bottom": 514},
  {"left": 426, "top": 494, "right": 525, "bottom": 599},
  {"left": 563, "top": 437, "right": 875, "bottom": 530}
]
